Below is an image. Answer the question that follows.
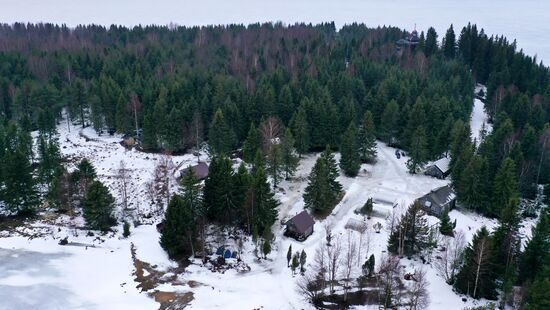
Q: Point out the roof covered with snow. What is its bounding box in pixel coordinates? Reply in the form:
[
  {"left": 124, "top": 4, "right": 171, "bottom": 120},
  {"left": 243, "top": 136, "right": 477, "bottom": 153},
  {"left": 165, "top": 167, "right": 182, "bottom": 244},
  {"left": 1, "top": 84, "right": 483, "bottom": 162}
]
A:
[{"left": 431, "top": 157, "right": 450, "bottom": 173}]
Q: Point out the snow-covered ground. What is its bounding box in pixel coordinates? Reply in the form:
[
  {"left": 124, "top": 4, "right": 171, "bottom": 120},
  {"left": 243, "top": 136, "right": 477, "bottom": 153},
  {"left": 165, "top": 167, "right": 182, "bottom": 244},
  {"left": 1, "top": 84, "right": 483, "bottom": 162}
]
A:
[
  {"left": 1, "top": 0, "right": 549, "bottom": 64},
  {"left": 0, "top": 92, "right": 539, "bottom": 309},
  {"left": 471, "top": 84, "right": 492, "bottom": 145}
]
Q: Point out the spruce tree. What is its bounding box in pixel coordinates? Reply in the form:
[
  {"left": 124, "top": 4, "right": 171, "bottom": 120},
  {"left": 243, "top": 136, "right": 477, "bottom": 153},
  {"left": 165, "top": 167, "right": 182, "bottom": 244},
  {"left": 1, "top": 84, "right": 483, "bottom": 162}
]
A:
[
  {"left": 140, "top": 111, "right": 157, "bottom": 150},
  {"left": 519, "top": 211, "right": 550, "bottom": 284},
  {"left": 291, "top": 252, "right": 300, "bottom": 275},
  {"left": 360, "top": 198, "right": 374, "bottom": 218},
  {"left": 358, "top": 110, "right": 377, "bottom": 163},
  {"left": 243, "top": 123, "right": 261, "bottom": 163},
  {"left": 491, "top": 157, "right": 518, "bottom": 217},
  {"left": 1, "top": 149, "right": 38, "bottom": 215},
  {"left": 300, "top": 250, "right": 307, "bottom": 274},
  {"left": 290, "top": 103, "right": 310, "bottom": 157},
  {"left": 303, "top": 157, "right": 336, "bottom": 215},
  {"left": 439, "top": 207, "right": 454, "bottom": 236},
  {"left": 406, "top": 126, "right": 428, "bottom": 174},
  {"left": 208, "top": 108, "right": 236, "bottom": 155},
  {"left": 340, "top": 123, "right": 361, "bottom": 177},
  {"left": 443, "top": 24, "right": 456, "bottom": 58},
  {"left": 388, "top": 201, "right": 432, "bottom": 256},
  {"left": 203, "top": 155, "right": 236, "bottom": 224},
  {"left": 249, "top": 155, "right": 279, "bottom": 237},
  {"left": 83, "top": 180, "right": 116, "bottom": 231},
  {"left": 320, "top": 145, "right": 343, "bottom": 195},
  {"left": 233, "top": 162, "right": 251, "bottom": 220},
  {"left": 454, "top": 227, "right": 497, "bottom": 300},
  {"left": 266, "top": 143, "right": 283, "bottom": 188},
  {"left": 287, "top": 244, "right": 292, "bottom": 267},
  {"left": 280, "top": 128, "right": 299, "bottom": 180},
  {"left": 380, "top": 100, "right": 399, "bottom": 144},
  {"left": 522, "top": 269, "right": 550, "bottom": 310},
  {"left": 425, "top": 27, "right": 438, "bottom": 57},
  {"left": 160, "top": 194, "right": 195, "bottom": 258}
]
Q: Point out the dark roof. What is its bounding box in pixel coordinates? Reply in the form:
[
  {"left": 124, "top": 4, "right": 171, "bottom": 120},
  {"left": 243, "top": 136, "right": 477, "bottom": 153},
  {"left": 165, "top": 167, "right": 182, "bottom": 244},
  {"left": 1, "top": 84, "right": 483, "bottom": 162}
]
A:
[
  {"left": 418, "top": 185, "right": 456, "bottom": 211},
  {"left": 287, "top": 210, "right": 315, "bottom": 234},
  {"left": 189, "top": 162, "right": 209, "bottom": 179}
]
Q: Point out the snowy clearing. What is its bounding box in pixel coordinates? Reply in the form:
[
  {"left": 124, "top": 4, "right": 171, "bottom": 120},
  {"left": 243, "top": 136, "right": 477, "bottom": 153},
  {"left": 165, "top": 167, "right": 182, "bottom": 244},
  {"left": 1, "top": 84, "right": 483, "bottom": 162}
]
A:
[{"left": 0, "top": 91, "right": 539, "bottom": 309}]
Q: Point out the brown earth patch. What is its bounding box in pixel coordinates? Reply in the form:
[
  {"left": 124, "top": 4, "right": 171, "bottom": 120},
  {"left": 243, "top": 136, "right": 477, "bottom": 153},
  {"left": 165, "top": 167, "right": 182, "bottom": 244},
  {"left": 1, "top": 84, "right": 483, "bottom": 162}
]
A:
[{"left": 131, "top": 243, "right": 195, "bottom": 309}]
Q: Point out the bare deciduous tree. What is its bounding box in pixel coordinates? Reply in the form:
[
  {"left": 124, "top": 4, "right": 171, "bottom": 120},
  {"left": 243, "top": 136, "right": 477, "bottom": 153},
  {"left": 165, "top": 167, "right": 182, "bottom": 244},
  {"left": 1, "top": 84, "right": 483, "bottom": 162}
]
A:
[
  {"left": 129, "top": 93, "right": 141, "bottom": 138},
  {"left": 324, "top": 222, "right": 333, "bottom": 246},
  {"left": 259, "top": 116, "right": 282, "bottom": 152},
  {"left": 188, "top": 110, "right": 204, "bottom": 150},
  {"left": 341, "top": 231, "right": 357, "bottom": 301},
  {"left": 118, "top": 160, "right": 130, "bottom": 213},
  {"left": 326, "top": 235, "right": 342, "bottom": 294},
  {"left": 434, "top": 230, "right": 466, "bottom": 284},
  {"left": 377, "top": 255, "right": 402, "bottom": 309},
  {"left": 150, "top": 154, "right": 176, "bottom": 212},
  {"left": 407, "top": 267, "right": 430, "bottom": 310},
  {"left": 296, "top": 271, "right": 324, "bottom": 306}
]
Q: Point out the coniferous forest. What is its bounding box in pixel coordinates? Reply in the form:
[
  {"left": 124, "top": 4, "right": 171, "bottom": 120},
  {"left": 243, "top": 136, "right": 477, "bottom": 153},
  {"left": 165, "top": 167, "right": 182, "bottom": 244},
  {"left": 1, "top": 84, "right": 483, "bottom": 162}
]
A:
[{"left": 0, "top": 22, "right": 549, "bottom": 308}]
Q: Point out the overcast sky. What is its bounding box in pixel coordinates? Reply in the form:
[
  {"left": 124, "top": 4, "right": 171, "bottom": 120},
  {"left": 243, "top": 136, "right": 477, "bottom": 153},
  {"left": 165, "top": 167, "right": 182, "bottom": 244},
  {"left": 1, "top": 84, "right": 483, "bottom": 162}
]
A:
[{"left": 1, "top": 0, "right": 548, "bottom": 64}]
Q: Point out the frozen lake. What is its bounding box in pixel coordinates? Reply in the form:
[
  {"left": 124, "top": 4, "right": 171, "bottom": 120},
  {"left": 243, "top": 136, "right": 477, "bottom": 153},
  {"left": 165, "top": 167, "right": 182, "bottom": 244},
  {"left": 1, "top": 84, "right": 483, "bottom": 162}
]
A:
[{"left": 1, "top": 0, "right": 549, "bottom": 65}]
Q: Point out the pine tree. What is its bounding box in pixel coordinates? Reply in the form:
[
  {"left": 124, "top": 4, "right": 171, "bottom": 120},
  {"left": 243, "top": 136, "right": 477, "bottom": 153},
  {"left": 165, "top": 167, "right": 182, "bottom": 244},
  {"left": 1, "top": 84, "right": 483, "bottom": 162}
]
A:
[
  {"left": 280, "top": 128, "right": 299, "bottom": 180},
  {"left": 388, "top": 201, "right": 432, "bottom": 256},
  {"left": 208, "top": 108, "right": 236, "bottom": 155},
  {"left": 340, "top": 123, "right": 361, "bottom": 177},
  {"left": 491, "top": 157, "right": 518, "bottom": 217},
  {"left": 83, "top": 180, "right": 116, "bottom": 231},
  {"left": 439, "top": 207, "right": 454, "bottom": 236},
  {"left": 406, "top": 126, "right": 428, "bottom": 174},
  {"left": 358, "top": 110, "right": 377, "bottom": 163},
  {"left": 290, "top": 103, "right": 310, "bottom": 157},
  {"left": 243, "top": 123, "right": 261, "bottom": 163},
  {"left": 454, "top": 227, "right": 497, "bottom": 300}
]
